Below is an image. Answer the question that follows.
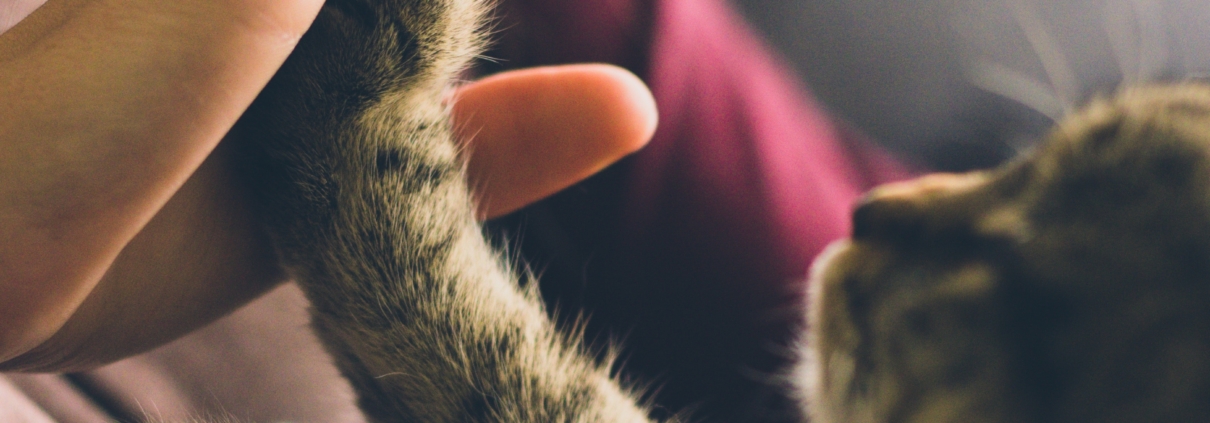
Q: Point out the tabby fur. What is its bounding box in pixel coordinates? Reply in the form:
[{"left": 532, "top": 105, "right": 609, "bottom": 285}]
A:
[
  {"left": 799, "top": 84, "right": 1210, "bottom": 423},
  {"left": 233, "top": 0, "right": 658, "bottom": 421}
]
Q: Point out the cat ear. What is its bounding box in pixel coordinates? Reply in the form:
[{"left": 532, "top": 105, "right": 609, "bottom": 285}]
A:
[{"left": 853, "top": 173, "right": 989, "bottom": 242}]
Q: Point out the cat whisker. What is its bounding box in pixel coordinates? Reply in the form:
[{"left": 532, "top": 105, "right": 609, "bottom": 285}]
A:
[
  {"left": 966, "top": 60, "right": 1065, "bottom": 123},
  {"left": 474, "top": 53, "right": 503, "bottom": 65},
  {"left": 1103, "top": 0, "right": 1141, "bottom": 85},
  {"left": 374, "top": 372, "right": 411, "bottom": 379},
  {"left": 1131, "top": 0, "right": 1169, "bottom": 84},
  {"left": 1008, "top": 0, "right": 1078, "bottom": 115},
  {"left": 1102, "top": 0, "right": 1170, "bottom": 88}
]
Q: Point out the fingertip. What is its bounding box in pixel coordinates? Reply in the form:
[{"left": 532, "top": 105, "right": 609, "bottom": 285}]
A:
[
  {"left": 452, "top": 64, "right": 658, "bottom": 159},
  {"left": 561, "top": 64, "right": 658, "bottom": 158}
]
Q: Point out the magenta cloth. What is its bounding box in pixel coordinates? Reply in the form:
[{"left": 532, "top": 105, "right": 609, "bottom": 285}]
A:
[
  {"left": 631, "top": 0, "right": 911, "bottom": 283},
  {"left": 486, "top": 0, "right": 913, "bottom": 421},
  {"left": 3, "top": 0, "right": 913, "bottom": 421}
]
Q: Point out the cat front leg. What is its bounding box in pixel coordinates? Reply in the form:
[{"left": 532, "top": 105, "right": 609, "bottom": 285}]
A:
[{"left": 232, "top": 0, "right": 660, "bottom": 421}]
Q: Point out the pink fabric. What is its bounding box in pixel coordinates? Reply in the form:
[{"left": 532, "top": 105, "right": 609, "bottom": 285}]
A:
[
  {"left": 79, "top": 285, "right": 362, "bottom": 422},
  {"left": 6, "top": 286, "right": 362, "bottom": 423},
  {"left": 490, "top": 0, "right": 649, "bottom": 68},
  {"left": 485, "top": 0, "right": 913, "bottom": 420},
  {"left": 628, "top": 0, "right": 911, "bottom": 287},
  {"left": 613, "top": 0, "right": 912, "bottom": 417}
]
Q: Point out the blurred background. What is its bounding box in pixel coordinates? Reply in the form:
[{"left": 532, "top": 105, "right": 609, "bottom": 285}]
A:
[{"left": 731, "top": 0, "right": 1210, "bottom": 170}]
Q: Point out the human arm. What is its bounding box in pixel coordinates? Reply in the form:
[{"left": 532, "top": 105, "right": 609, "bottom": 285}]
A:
[
  {"left": 0, "top": 0, "right": 326, "bottom": 364},
  {"left": 0, "top": 0, "right": 656, "bottom": 370}
]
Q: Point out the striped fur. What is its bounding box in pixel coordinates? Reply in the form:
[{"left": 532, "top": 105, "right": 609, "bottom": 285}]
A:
[{"left": 233, "top": 0, "right": 660, "bottom": 421}]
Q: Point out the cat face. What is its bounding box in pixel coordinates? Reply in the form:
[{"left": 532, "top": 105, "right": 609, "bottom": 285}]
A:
[{"left": 801, "top": 85, "right": 1210, "bottom": 423}]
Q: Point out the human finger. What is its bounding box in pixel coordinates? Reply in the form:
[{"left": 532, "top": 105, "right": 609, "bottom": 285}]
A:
[{"left": 451, "top": 64, "right": 658, "bottom": 219}]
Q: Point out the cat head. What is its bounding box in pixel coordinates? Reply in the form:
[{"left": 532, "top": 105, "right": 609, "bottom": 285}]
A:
[{"left": 801, "top": 84, "right": 1210, "bottom": 423}]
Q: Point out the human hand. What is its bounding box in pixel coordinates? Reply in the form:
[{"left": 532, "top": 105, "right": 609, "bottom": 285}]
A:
[
  {"left": 0, "top": 0, "right": 655, "bottom": 370},
  {"left": 0, "top": 0, "right": 328, "bottom": 366}
]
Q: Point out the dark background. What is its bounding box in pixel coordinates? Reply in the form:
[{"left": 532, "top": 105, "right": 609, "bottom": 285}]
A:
[{"left": 730, "top": 0, "right": 1210, "bottom": 170}]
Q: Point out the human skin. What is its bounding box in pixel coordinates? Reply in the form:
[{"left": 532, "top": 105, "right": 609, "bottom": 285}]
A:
[{"left": 0, "top": 0, "right": 656, "bottom": 370}]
